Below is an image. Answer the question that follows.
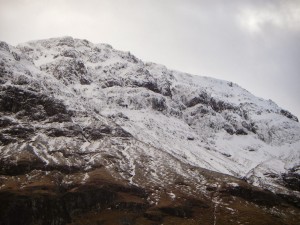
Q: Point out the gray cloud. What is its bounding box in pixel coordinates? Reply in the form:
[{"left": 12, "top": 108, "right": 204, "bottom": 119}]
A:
[{"left": 0, "top": 0, "right": 299, "bottom": 117}]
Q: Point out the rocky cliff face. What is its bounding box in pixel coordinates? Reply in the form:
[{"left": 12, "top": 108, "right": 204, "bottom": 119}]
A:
[{"left": 0, "top": 37, "right": 299, "bottom": 224}]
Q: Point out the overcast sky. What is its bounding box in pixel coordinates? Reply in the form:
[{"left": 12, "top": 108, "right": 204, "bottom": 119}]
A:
[{"left": 1, "top": 0, "right": 299, "bottom": 117}]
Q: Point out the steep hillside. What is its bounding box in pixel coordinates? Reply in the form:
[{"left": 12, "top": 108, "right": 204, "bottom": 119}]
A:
[{"left": 0, "top": 37, "right": 299, "bottom": 224}]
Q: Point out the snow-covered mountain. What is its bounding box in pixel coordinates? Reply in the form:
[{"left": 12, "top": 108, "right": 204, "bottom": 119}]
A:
[{"left": 0, "top": 37, "right": 299, "bottom": 224}]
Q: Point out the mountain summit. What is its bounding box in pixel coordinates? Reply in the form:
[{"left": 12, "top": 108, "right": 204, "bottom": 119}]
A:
[{"left": 0, "top": 37, "right": 299, "bottom": 224}]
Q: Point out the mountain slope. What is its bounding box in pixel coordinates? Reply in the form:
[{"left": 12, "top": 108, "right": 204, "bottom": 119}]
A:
[{"left": 0, "top": 37, "right": 299, "bottom": 224}]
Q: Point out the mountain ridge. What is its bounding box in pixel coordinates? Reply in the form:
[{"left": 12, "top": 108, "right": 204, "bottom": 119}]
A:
[{"left": 0, "top": 36, "right": 299, "bottom": 224}]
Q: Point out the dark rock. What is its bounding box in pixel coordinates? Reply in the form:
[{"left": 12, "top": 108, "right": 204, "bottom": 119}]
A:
[
  {"left": 282, "top": 172, "right": 300, "bottom": 192},
  {"left": 127, "top": 52, "right": 139, "bottom": 63},
  {"left": 0, "top": 79, "right": 6, "bottom": 85},
  {"left": 2, "top": 125, "right": 35, "bottom": 139},
  {"left": 221, "top": 153, "right": 232, "bottom": 157},
  {"left": 90, "top": 130, "right": 105, "bottom": 140},
  {"left": 79, "top": 77, "right": 90, "bottom": 85},
  {"left": 280, "top": 109, "right": 298, "bottom": 122},
  {"left": 0, "top": 159, "right": 44, "bottom": 176},
  {"left": 223, "top": 124, "right": 235, "bottom": 135},
  {"left": 206, "top": 186, "right": 217, "bottom": 191},
  {"left": 277, "top": 193, "right": 300, "bottom": 208},
  {"left": 0, "top": 117, "right": 15, "bottom": 128},
  {"left": 139, "top": 81, "right": 160, "bottom": 94},
  {"left": 0, "top": 134, "right": 16, "bottom": 145},
  {"left": 242, "top": 121, "right": 257, "bottom": 134},
  {"left": 0, "top": 150, "right": 46, "bottom": 176},
  {"left": 199, "top": 107, "right": 209, "bottom": 114},
  {"left": 242, "top": 121, "right": 250, "bottom": 130},
  {"left": 151, "top": 97, "right": 166, "bottom": 111},
  {"left": 263, "top": 173, "right": 279, "bottom": 178},
  {"left": 186, "top": 92, "right": 209, "bottom": 108},
  {"left": 46, "top": 128, "right": 69, "bottom": 137},
  {"left": 52, "top": 62, "right": 74, "bottom": 81},
  {"left": 61, "top": 49, "right": 77, "bottom": 58},
  {"left": 114, "top": 127, "right": 132, "bottom": 138},
  {"left": 83, "top": 125, "right": 131, "bottom": 140},
  {"left": 84, "top": 128, "right": 103, "bottom": 140},
  {"left": 75, "top": 60, "right": 87, "bottom": 76},
  {"left": 11, "top": 52, "right": 20, "bottom": 61},
  {"left": 236, "top": 129, "right": 248, "bottom": 135},
  {"left": 185, "top": 94, "right": 236, "bottom": 113},
  {"left": 57, "top": 36, "right": 74, "bottom": 47},
  {"left": 186, "top": 97, "right": 202, "bottom": 108},
  {"left": 163, "top": 86, "right": 172, "bottom": 97},
  {"left": 49, "top": 114, "right": 72, "bottom": 123},
  {"left": 99, "top": 125, "right": 112, "bottom": 134},
  {"left": 42, "top": 98, "right": 68, "bottom": 116},
  {"left": 52, "top": 58, "right": 87, "bottom": 84},
  {"left": 103, "top": 79, "right": 122, "bottom": 88},
  {"left": 0, "top": 86, "right": 70, "bottom": 121},
  {"left": 0, "top": 41, "right": 10, "bottom": 52},
  {"left": 12, "top": 75, "right": 30, "bottom": 85},
  {"left": 174, "top": 179, "right": 189, "bottom": 186},
  {"left": 210, "top": 98, "right": 235, "bottom": 112},
  {"left": 249, "top": 122, "right": 257, "bottom": 134}
]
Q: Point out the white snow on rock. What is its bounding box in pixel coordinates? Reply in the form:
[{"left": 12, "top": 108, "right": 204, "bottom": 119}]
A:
[{"left": 0, "top": 37, "right": 299, "bottom": 195}]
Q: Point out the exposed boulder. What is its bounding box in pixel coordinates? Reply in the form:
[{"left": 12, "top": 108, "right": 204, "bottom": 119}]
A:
[
  {"left": 280, "top": 109, "right": 298, "bottom": 122},
  {"left": 0, "top": 41, "right": 10, "bottom": 52},
  {"left": 0, "top": 86, "right": 71, "bottom": 121}
]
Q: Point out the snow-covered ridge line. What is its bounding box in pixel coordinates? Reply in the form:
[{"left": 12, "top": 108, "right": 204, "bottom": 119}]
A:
[{"left": 0, "top": 36, "right": 299, "bottom": 196}]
